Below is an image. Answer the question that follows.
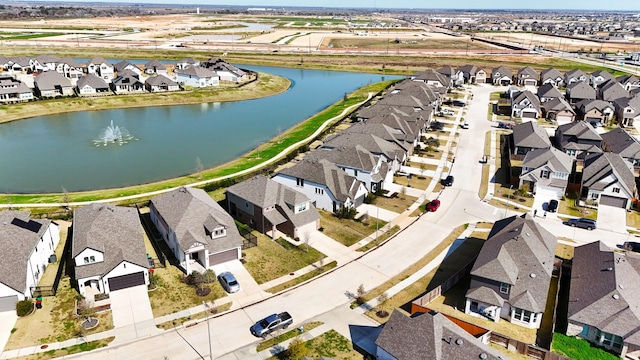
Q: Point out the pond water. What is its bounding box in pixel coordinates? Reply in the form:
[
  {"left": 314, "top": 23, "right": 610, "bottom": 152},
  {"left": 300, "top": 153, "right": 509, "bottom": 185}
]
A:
[{"left": 0, "top": 66, "right": 401, "bottom": 193}]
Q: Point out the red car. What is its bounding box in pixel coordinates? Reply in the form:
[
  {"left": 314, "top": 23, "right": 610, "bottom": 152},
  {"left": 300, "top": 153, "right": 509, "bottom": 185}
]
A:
[{"left": 426, "top": 199, "right": 441, "bottom": 212}]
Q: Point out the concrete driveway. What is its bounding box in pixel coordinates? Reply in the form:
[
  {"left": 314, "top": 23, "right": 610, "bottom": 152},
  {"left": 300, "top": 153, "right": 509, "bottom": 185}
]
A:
[
  {"left": 211, "top": 260, "right": 267, "bottom": 309},
  {"left": 0, "top": 310, "right": 17, "bottom": 352},
  {"left": 532, "top": 188, "right": 560, "bottom": 219},
  {"left": 597, "top": 204, "right": 628, "bottom": 234},
  {"left": 109, "top": 285, "right": 158, "bottom": 343}
]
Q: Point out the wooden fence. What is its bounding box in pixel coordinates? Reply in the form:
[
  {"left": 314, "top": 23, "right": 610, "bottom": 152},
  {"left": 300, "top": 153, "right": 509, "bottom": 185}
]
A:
[
  {"left": 488, "top": 333, "right": 571, "bottom": 360},
  {"left": 411, "top": 257, "right": 476, "bottom": 309}
]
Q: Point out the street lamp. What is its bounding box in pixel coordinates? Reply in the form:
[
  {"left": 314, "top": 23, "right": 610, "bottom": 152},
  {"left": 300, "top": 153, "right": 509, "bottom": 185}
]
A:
[
  {"left": 202, "top": 301, "right": 212, "bottom": 360},
  {"left": 505, "top": 184, "right": 513, "bottom": 217}
]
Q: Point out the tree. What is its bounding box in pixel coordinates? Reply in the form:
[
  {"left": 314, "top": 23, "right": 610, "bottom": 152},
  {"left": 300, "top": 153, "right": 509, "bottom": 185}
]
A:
[
  {"left": 195, "top": 157, "right": 204, "bottom": 179},
  {"left": 61, "top": 186, "right": 70, "bottom": 209},
  {"left": 302, "top": 231, "right": 310, "bottom": 253},
  {"left": 356, "top": 284, "right": 366, "bottom": 304},
  {"left": 287, "top": 337, "right": 307, "bottom": 360},
  {"left": 376, "top": 292, "right": 389, "bottom": 317}
]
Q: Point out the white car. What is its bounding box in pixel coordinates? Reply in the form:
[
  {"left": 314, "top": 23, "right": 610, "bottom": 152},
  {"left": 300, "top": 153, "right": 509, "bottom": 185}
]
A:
[{"left": 460, "top": 122, "right": 469, "bottom": 129}]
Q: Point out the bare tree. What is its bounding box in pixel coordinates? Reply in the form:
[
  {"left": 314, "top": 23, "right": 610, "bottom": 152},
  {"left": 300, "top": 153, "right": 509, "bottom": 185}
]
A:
[
  {"left": 195, "top": 157, "right": 204, "bottom": 179},
  {"left": 302, "top": 231, "right": 310, "bottom": 253},
  {"left": 61, "top": 187, "right": 70, "bottom": 209}
]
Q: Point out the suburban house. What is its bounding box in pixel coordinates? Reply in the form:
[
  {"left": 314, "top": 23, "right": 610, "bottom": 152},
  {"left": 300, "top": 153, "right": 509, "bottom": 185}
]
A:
[
  {"left": 75, "top": 74, "right": 110, "bottom": 96},
  {"left": 113, "top": 60, "right": 142, "bottom": 77},
  {"left": 344, "top": 121, "right": 415, "bottom": 156},
  {"left": 0, "top": 210, "right": 60, "bottom": 311},
  {"left": 554, "top": 121, "right": 603, "bottom": 159},
  {"left": 0, "top": 76, "right": 34, "bottom": 103},
  {"left": 175, "top": 66, "right": 219, "bottom": 87},
  {"left": 491, "top": 65, "right": 512, "bottom": 86},
  {"left": 86, "top": 56, "right": 115, "bottom": 82},
  {"left": 616, "top": 74, "right": 640, "bottom": 92},
  {"left": 510, "top": 90, "right": 541, "bottom": 119},
  {"left": 149, "top": 187, "right": 243, "bottom": 273},
  {"left": 72, "top": 203, "right": 149, "bottom": 297},
  {"left": 511, "top": 121, "right": 552, "bottom": 158},
  {"left": 33, "top": 71, "right": 74, "bottom": 98},
  {"left": 542, "top": 97, "right": 576, "bottom": 124},
  {"left": 5, "top": 56, "right": 31, "bottom": 73},
  {"left": 143, "top": 60, "right": 167, "bottom": 75},
  {"left": 204, "top": 59, "right": 248, "bottom": 82},
  {"left": 598, "top": 80, "right": 629, "bottom": 102},
  {"left": 537, "top": 83, "right": 564, "bottom": 103},
  {"left": 567, "top": 241, "right": 640, "bottom": 358},
  {"left": 566, "top": 81, "right": 597, "bottom": 105},
  {"left": 412, "top": 69, "right": 450, "bottom": 88},
  {"left": 613, "top": 96, "right": 640, "bottom": 127},
  {"left": 110, "top": 75, "right": 145, "bottom": 94},
  {"left": 437, "top": 65, "right": 464, "bottom": 86},
  {"left": 581, "top": 152, "right": 637, "bottom": 209},
  {"left": 564, "top": 69, "right": 588, "bottom": 86},
  {"left": 225, "top": 175, "right": 320, "bottom": 240},
  {"left": 175, "top": 57, "right": 200, "bottom": 70},
  {"left": 519, "top": 147, "right": 573, "bottom": 197},
  {"left": 539, "top": 67, "right": 564, "bottom": 87},
  {"left": 465, "top": 214, "right": 557, "bottom": 329},
  {"left": 389, "top": 78, "right": 441, "bottom": 106},
  {"left": 271, "top": 158, "right": 368, "bottom": 213},
  {"left": 322, "top": 132, "right": 407, "bottom": 174},
  {"left": 458, "top": 64, "right": 487, "bottom": 84},
  {"left": 601, "top": 127, "right": 640, "bottom": 172},
  {"left": 515, "top": 66, "right": 539, "bottom": 87},
  {"left": 305, "top": 145, "right": 392, "bottom": 192},
  {"left": 145, "top": 74, "right": 181, "bottom": 92},
  {"left": 30, "top": 54, "right": 60, "bottom": 72},
  {"left": 56, "top": 57, "right": 84, "bottom": 81},
  {"left": 375, "top": 310, "right": 504, "bottom": 360},
  {"left": 575, "top": 99, "right": 615, "bottom": 126},
  {"left": 590, "top": 69, "right": 614, "bottom": 89}
]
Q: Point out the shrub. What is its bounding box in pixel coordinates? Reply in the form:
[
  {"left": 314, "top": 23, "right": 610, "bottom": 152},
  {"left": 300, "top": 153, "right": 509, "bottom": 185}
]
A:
[
  {"left": 16, "top": 299, "right": 34, "bottom": 317},
  {"left": 335, "top": 205, "right": 357, "bottom": 219},
  {"left": 148, "top": 273, "right": 160, "bottom": 288},
  {"left": 202, "top": 269, "right": 216, "bottom": 284},
  {"left": 287, "top": 338, "right": 307, "bottom": 360}
]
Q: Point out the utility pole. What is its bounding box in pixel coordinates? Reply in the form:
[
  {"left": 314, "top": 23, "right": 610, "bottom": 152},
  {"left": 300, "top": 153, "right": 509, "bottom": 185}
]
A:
[{"left": 202, "top": 301, "right": 213, "bottom": 359}]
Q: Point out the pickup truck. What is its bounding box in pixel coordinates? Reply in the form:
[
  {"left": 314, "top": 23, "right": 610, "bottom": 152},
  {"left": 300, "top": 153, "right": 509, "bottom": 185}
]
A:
[{"left": 250, "top": 312, "right": 293, "bottom": 338}]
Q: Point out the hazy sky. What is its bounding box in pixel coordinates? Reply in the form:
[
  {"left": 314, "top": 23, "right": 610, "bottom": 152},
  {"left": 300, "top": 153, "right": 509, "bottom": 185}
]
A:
[{"left": 30, "top": 0, "right": 640, "bottom": 11}]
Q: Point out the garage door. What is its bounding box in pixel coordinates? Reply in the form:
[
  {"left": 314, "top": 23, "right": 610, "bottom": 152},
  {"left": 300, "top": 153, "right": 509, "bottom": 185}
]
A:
[
  {"left": 0, "top": 295, "right": 18, "bottom": 312},
  {"left": 556, "top": 115, "right": 573, "bottom": 124},
  {"left": 600, "top": 195, "right": 627, "bottom": 208},
  {"left": 522, "top": 111, "right": 537, "bottom": 118},
  {"left": 209, "top": 248, "right": 238, "bottom": 266},
  {"left": 108, "top": 272, "right": 145, "bottom": 292}
]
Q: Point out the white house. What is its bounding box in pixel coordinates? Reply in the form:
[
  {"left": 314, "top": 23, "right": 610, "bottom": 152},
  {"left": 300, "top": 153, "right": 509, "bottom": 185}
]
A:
[
  {"left": 175, "top": 66, "right": 219, "bottom": 88},
  {"left": 72, "top": 204, "right": 149, "bottom": 297},
  {"left": 149, "top": 187, "right": 243, "bottom": 274},
  {"left": 86, "top": 56, "right": 115, "bottom": 82},
  {"left": 582, "top": 152, "right": 637, "bottom": 209},
  {"left": 0, "top": 210, "right": 60, "bottom": 311},
  {"left": 271, "top": 158, "right": 368, "bottom": 213}
]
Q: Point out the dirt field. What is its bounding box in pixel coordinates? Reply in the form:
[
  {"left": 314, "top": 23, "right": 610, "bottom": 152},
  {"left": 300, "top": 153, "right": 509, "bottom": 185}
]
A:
[{"left": 485, "top": 32, "right": 640, "bottom": 53}]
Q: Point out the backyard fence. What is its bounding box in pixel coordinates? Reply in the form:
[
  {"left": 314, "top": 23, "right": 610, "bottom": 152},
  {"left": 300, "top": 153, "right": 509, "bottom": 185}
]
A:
[
  {"left": 240, "top": 227, "right": 258, "bottom": 250},
  {"left": 411, "top": 257, "right": 477, "bottom": 310},
  {"left": 488, "top": 333, "right": 571, "bottom": 360}
]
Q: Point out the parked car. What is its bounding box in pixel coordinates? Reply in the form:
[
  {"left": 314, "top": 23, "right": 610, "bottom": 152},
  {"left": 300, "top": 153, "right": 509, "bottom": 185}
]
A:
[
  {"left": 250, "top": 312, "right": 293, "bottom": 338},
  {"left": 441, "top": 175, "right": 454, "bottom": 187},
  {"left": 567, "top": 218, "right": 597, "bottom": 230},
  {"left": 452, "top": 100, "right": 465, "bottom": 107},
  {"left": 217, "top": 272, "right": 240, "bottom": 293},
  {"left": 430, "top": 121, "right": 444, "bottom": 130},
  {"left": 460, "top": 122, "right": 469, "bottom": 129},
  {"left": 623, "top": 241, "right": 640, "bottom": 253},
  {"left": 547, "top": 199, "right": 558, "bottom": 212},
  {"left": 426, "top": 199, "right": 441, "bottom": 212},
  {"left": 497, "top": 122, "right": 514, "bottom": 129}
]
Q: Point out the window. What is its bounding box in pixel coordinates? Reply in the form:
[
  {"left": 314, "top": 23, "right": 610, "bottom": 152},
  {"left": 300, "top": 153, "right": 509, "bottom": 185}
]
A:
[
  {"left": 213, "top": 228, "right": 225, "bottom": 238},
  {"left": 513, "top": 308, "right": 532, "bottom": 323},
  {"left": 297, "top": 203, "right": 307, "bottom": 212},
  {"left": 499, "top": 283, "right": 510, "bottom": 294},
  {"left": 591, "top": 193, "right": 599, "bottom": 200},
  {"left": 315, "top": 188, "right": 324, "bottom": 195},
  {"left": 296, "top": 178, "right": 304, "bottom": 187},
  {"left": 540, "top": 170, "right": 550, "bottom": 179},
  {"left": 89, "top": 256, "right": 95, "bottom": 262},
  {"left": 612, "top": 188, "right": 620, "bottom": 193},
  {"left": 83, "top": 257, "right": 89, "bottom": 264},
  {"left": 602, "top": 332, "right": 613, "bottom": 346}
]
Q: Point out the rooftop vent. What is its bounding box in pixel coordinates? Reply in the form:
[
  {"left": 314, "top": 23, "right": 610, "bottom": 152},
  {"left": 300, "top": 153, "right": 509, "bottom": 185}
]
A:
[
  {"left": 479, "top": 354, "right": 488, "bottom": 359},
  {"left": 525, "top": 232, "right": 530, "bottom": 237},
  {"left": 455, "top": 339, "right": 463, "bottom": 345},
  {"left": 530, "top": 273, "right": 536, "bottom": 278},
  {"left": 607, "top": 267, "right": 613, "bottom": 271},
  {"left": 619, "top": 284, "right": 624, "bottom": 289},
  {"left": 613, "top": 294, "right": 620, "bottom": 300}
]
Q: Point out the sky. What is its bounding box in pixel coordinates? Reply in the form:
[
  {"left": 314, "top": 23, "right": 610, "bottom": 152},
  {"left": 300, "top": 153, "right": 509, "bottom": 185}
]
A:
[{"left": 27, "top": 0, "right": 640, "bottom": 11}]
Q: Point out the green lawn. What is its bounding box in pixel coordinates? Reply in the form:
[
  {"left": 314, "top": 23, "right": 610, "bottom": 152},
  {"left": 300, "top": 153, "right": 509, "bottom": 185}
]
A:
[
  {"left": 318, "top": 211, "right": 386, "bottom": 246},
  {"left": 552, "top": 333, "right": 621, "bottom": 360}
]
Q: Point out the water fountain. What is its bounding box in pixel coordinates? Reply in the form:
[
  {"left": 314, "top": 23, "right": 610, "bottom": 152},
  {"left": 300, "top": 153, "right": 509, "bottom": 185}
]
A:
[{"left": 93, "top": 120, "right": 136, "bottom": 146}]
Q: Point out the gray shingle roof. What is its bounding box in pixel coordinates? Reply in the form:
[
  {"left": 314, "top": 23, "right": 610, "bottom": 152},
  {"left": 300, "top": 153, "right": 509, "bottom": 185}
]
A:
[
  {"left": 345, "top": 122, "right": 412, "bottom": 152},
  {"left": 144, "top": 59, "right": 167, "bottom": 71},
  {"left": 469, "top": 214, "right": 556, "bottom": 313},
  {"left": 569, "top": 241, "right": 640, "bottom": 345},
  {"left": 0, "top": 211, "right": 52, "bottom": 294},
  {"left": 34, "top": 71, "right": 72, "bottom": 91},
  {"left": 145, "top": 74, "right": 178, "bottom": 87},
  {"left": 323, "top": 132, "right": 404, "bottom": 163},
  {"left": 512, "top": 90, "right": 541, "bottom": 111},
  {"left": 0, "top": 77, "right": 32, "bottom": 96},
  {"left": 537, "top": 83, "right": 564, "bottom": 100},
  {"left": 72, "top": 203, "right": 148, "bottom": 279},
  {"left": 521, "top": 147, "right": 573, "bottom": 173},
  {"left": 176, "top": 65, "right": 217, "bottom": 78},
  {"left": 567, "top": 81, "right": 596, "bottom": 100},
  {"left": 512, "top": 121, "right": 552, "bottom": 150},
  {"left": 375, "top": 310, "right": 504, "bottom": 360},
  {"left": 601, "top": 127, "right": 640, "bottom": 161},
  {"left": 76, "top": 74, "right": 109, "bottom": 90},
  {"left": 150, "top": 187, "right": 242, "bottom": 253},
  {"left": 412, "top": 69, "right": 449, "bottom": 87},
  {"left": 542, "top": 97, "right": 575, "bottom": 114},
  {"left": 306, "top": 145, "right": 379, "bottom": 173},
  {"left": 277, "top": 158, "right": 363, "bottom": 203},
  {"left": 556, "top": 121, "right": 602, "bottom": 142},
  {"left": 599, "top": 80, "right": 629, "bottom": 101},
  {"left": 565, "top": 69, "right": 587, "bottom": 82},
  {"left": 58, "top": 56, "right": 83, "bottom": 68},
  {"left": 517, "top": 66, "right": 539, "bottom": 79},
  {"left": 540, "top": 67, "right": 563, "bottom": 83},
  {"left": 89, "top": 56, "right": 111, "bottom": 66},
  {"left": 582, "top": 152, "right": 636, "bottom": 194},
  {"left": 492, "top": 65, "right": 512, "bottom": 79}
]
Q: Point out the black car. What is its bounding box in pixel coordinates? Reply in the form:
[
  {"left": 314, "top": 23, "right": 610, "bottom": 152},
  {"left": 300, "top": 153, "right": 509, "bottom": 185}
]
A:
[
  {"left": 623, "top": 241, "right": 640, "bottom": 253},
  {"left": 452, "top": 100, "right": 465, "bottom": 107},
  {"left": 441, "top": 175, "right": 454, "bottom": 187},
  {"left": 547, "top": 199, "right": 558, "bottom": 212},
  {"left": 567, "top": 218, "right": 597, "bottom": 230}
]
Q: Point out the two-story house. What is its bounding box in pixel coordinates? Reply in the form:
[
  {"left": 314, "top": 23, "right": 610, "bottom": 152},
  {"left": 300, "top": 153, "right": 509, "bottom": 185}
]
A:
[
  {"left": 519, "top": 147, "right": 573, "bottom": 197},
  {"left": 511, "top": 121, "right": 552, "bottom": 159},
  {"left": 542, "top": 97, "right": 576, "bottom": 125},
  {"left": 0, "top": 211, "right": 59, "bottom": 311},
  {"left": 271, "top": 158, "right": 368, "bottom": 213},
  {"left": 149, "top": 187, "right": 243, "bottom": 273},
  {"left": 601, "top": 127, "right": 640, "bottom": 173},
  {"left": 575, "top": 99, "right": 615, "bottom": 127},
  {"left": 72, "top": 203, "right": 149, "bottom": 297},
  {"left": 465, "top": 214, "right": 557, "bottom": 329},
  {"left": 581, "top": 152, "right": 637, "bottom": 209},
  {"left": 590, "top": 69, "right": 614, "bottom": 89},
  {"left": 491, "top": 65, "right": 512, "bottom": 86},
  {"left": 613, "top": 96, "right": 640, "bottom": 127},
  {"left": 515, "top": 66, "right": 539, "bottom": 87},
  {"left": 226, "top": 175, "right": 320, "bottom": 240},
  {"left": 537, "top": 83, "right": 564, "bottom": 103},
  {"left": 86, "top": 57, "right": 115, "bottom": 82},
  {"left": 554, "top": 121, "right": 603, "bottom": 160},
  {"left": 539, "top": 67, "right": 564, "bottom": 87},
  {"left": 564, "top": 69, "right": 588, "bottom": 86},
  {"left": 458, "top": 64, "right": 487, "bottom": 84},
  {"left": 0, "top": 76, "right": 33, "bottom": 103},
  {"left": 510, "top": 90, "right": 541, "bottom": 119},
  {"left": 566, "top": 81, "right": 596, "bottom": 105}
]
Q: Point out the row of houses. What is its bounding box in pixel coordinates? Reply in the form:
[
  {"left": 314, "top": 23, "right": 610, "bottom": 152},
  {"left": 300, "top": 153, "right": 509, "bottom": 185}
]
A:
[
  {"left": 0, "top": 186, "right": 244, "bottom": 308},
  {"left": 511, "top": 120, "right": 638, "bottom": 209},
  {"left": 0, "top": 54, "right": 250, "bottom": 103}
]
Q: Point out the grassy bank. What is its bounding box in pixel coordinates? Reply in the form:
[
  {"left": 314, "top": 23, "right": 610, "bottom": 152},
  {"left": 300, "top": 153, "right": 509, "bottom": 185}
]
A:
[{"left": 2, "top": 80, "right": 395, "bottom": 204}]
